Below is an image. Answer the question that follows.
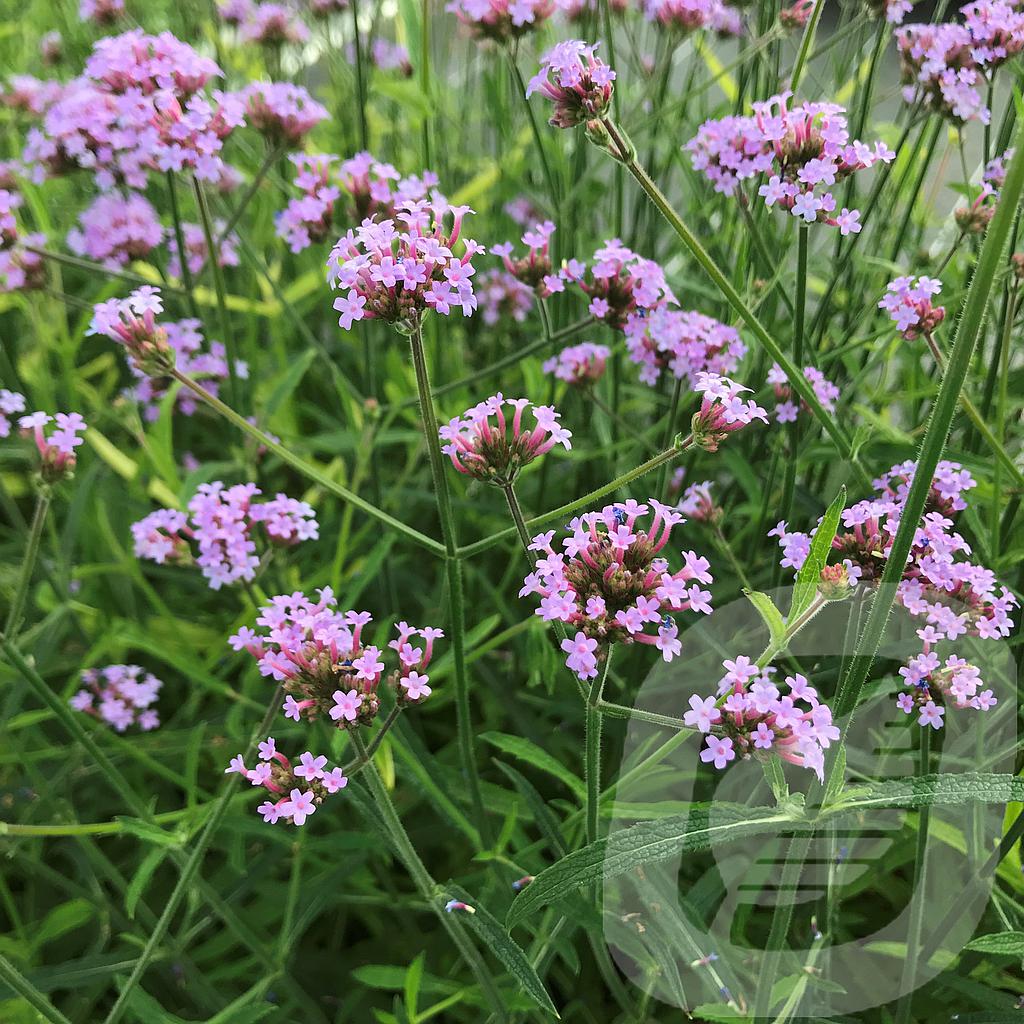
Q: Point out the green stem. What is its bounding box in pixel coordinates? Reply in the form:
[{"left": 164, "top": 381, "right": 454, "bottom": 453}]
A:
[
  {"left": 502, "top": 482, "right": 533, "bottom": 555},
  {"left": 507, "top": 50, "right": 560, "bottom": 211},
  {"left": 191, "top": 174, "right": 241, "bottom": 410},
  {"left": 213, "top": 144, "right": 285, "bottom": 252},
  {"left": 166, "top": 171, "right": 200, "bottom": 319},
  {"left": 407, "top": 319, "right": 487, "bottom": 845},
  {"left": 351, "top": 0, "right": 369, "bottom": 149},
  {"left": 24, "top": 246, "right": 188, "bottom": 297},
  {"left": 0, "top": 954, "right": 72, "bottom": 1024},
  {"left": 789, "top": 0, "right": 825, "bottom": 93},
  {"left": 3, "top": 488, "right": 50, "bottom": 640},
  {"left": 586, "top": 648, "right": 613, "bottom": 845},
  {"left": 781, "top": 224, "right": 809, "bottom": 525},
  {"left": 353, "top": 735, "right": 508, "bottom": 1021},
  {"left": 170, "top": 367, "right": 445, "bottom": 556},
  {"left": 597, "top": 699, "right": 688, "bottom": 732},
  {"left": 600, "top": 117, "right": 866, "bottom": 483}
]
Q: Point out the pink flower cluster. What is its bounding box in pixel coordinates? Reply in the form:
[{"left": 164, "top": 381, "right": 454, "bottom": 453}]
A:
[
  {"left": 562, "top": 239, "right": 676, "bottom": 330},
  {"left": 956, "top": 147, "right": 1013, "bottom": 232},
  {"left": 478, "top": 268, "right": 535, "bottom": 325},
  {"left": 690, "top": 372, "right": 768, "bottom": 451},
  {"left": 0, "top": 187, "right": 45, "bottom": 293},
  {"left": 677, "top": 480, "right": 720, "bottom": 523},
  {"left": 132, "top": 482, "right": 319, "bottom": 589},
  {"left": 15, "top": 405, "right": 87, "bottom": 481},
  {"left": 447, "top": 0, "right": 556, "bottom": 41},
  {"left": 24, "top": 30, "right": 243, "bottom": 189},
  {"left": 226, "top": 737, "right": 347, "bottom": 826},
  {"left": 767, "top": 363, "right": 839, "bottom": 423},
  {"left": 311, "top": 0, "right": 350, "bottom": 13},
  {"left": 641, "top": 0, "right": 742, "bottom": 37},
  {"left": 71, "top": 664, "right": 161, "bottom": 732},
  {"left": 67, "top": 192, "right": 164, "bottom": 268},
  {"left": 527, "top": 40, "right": 616, "bottom": 129},
  {"left": 80, "top": 0, "right": 125, "bottom": 23},
  {"left": 492, "top": 220, "right": 560, "bottom": 297},
  {"left": 89, "top": 286, "right": 174, "bottom": 373},
  {"left": 879, "top": 276, "right": 945, "bottom": 340},
  {"left": 685, "top": 659, "right": 839, "bottom": 780},
  {"left": 866, "top": 0, "right": 913, "bottom": 24},
  {"left": 543, "top": 341, "right": 610, "bottom": 385},
  {"left": 687, "top": 91, "right": 895, "bottom": 232},
  {"left": 338, "top": 151, "right": 440, "bottom": 222},
  {"left": 167, "top": 219, "right": 240, "bottom": 279},
  {"left": 771, "top": 460, "right": 1017, "bottom": 641},
  {"left": 0, "top": 188, "right": 20, "bottom": 248},
  {"left": 276, "top": 154, "right": 341, "bottom": 252},
  {"left": 897, "top": 627, "right": 996, "bottom": 729},
  {"left": 897, "top": 2, "right": 1024, "bottom": 123},
  {"left": 623, "top": 307, "right": 746, "bottom": 387},
  {"left": 520, "top": 498, "right": 714, "bottom": 679},
  {"left": 367, "top": 39, "right": 413, "bottom": 75},
  {"left": 131, "top": 318, "right": 248, "bottom": 421},
  {"left": 228, "top": 588, "right": 443, "bottom": 725},
  {"left": 236, "top": 82, "right": 328, "bottom": 146},
  {"left": 327, "top": 200, "right": 483, "bottom": 329},
  {"left": 439, "top": 394, "right": 572, "bottom": 484},
  {"left": 239, "top": 3, "right": 312, "bottom": 46},
  {"left": 1, "top": 76, "right": 65, "bottom": 117}
]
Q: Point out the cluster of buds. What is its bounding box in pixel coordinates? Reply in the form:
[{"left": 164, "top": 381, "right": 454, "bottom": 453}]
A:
[
  {"left": 767, "top": 363, "right": 839, "bottom": 423},
  {"left": 879, "top": 275, "right": 945, "bottom": 340},
  {"left": 520, "top": 498, "right": 714, "bottom": 679},
  {"left": 896, "top": 628, "right": 996, "bottom": 728},
  {"left": 447, "top": 0, "right": 556, "bottom": 42},
  {"left": 955, "top": 147, "right": 1013, "bottom": 233},
  {"left": 687, "top": 91, "right": 895, "bottom": 233},
  {"left": 478, "top": 269, "right": 535, "bottom": 325},
  {"left": 326, "top": 199, "right": 484, "bottom": 331},
  {"left": 439, "top": 394, "right": 572, "bottom": 485},
  {"left": 8, "top": 398, "right": 87, "bottom": 483},
  {"left": 642, "top": 0, "right": 742, "bottom": 36},
  {"left": 226, "top": 737, "right": 348, "bottom": 826},
  {"left": 677, "top": 480, "right": 721, "bottom": 524},
  {"left": 491, "top": 220, "right": 560, "bottom": 296},
  {"left": 685, "top": 659, "right": 839, "bottom": 780},
  {"left": 338, "top": 152, "right": 439, "bottom": 223},
  {"left": 562, "top": 239, "right": 676, "bottom": 330},
  {"left": 527, "top": 39, "right": 616, "bottom": 132},
  {"left": 88, "top": 286, "right": 174, "bottom": 375},
  {"left": 132, "top": 482, "right": 318, "bottom": 590},
  {"left": 690, "top": 372, "right": 768, "bottom": 452},
  {"left": 235, "top": 82, "right": 328, "bottom": 147},
  {"left": 70, "top": 664, "right": 161, "bottom": 732},
  {"left": 623, "top": 307, "right": 746, "bottom": 387},
  {"left": 229, "top": 589, "right": 443, "bottom": 725},
  {"left": 543, "top": 341, "right": 610, "bottom": 386},
  {"left": 276, "top": 154, "right": 341, "bottom": 253},
  {"left": 771, "top": 460, "right": 1017, "bottom": 640}
]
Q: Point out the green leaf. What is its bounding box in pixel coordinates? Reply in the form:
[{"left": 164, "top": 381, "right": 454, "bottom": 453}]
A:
[
  {"left": 492, "top": 760, "right": 568, "bottom": 857},
  {"left": 506, "top": 805, "right": 797, "bottom": 929},
  {"left": 480, "top": 733, "right": 585, "bottom": 800},
  {"left": 264, "top": 348, "right": 317, "bottom": 423},
  {"left": 964, "top": 932, "right": 1024, "bottom": 956},
  {"left": 116, "top": 816, "right": 183, "bottom": 848},
  {"left": 444, "top": 884, "right": 560, "bottom": 1017},
  {"left": 404, "top": 952, "right": 424, "bottom": 1020},
  {"left": 825, "top": 773, "right": 1024, "bottom": 815},
  {"left": 126, "top": 848, "right": 167, "bottom": 921},
  {"left": 33, "top": 899, "right": 95, "bottom": 951},
  {"left": 743, "top": 590, "right": 786, "bottom": 648},
  {"left": 790, "top": 486, "right": 845, "bottom": 622}
]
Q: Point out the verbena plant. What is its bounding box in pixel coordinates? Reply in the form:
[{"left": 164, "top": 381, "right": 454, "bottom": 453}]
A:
[{"left": 1, "top": 0, "right": 1023, "bottom": 1021}]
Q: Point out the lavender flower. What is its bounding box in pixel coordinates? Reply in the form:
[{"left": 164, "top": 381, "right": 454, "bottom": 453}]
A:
[
  {"left": 17, "top": 409, "right": 87, "bottom": 481},
  {"left": 166, "top": 220, "right": 240, "bottom": 279},
  {"left": 543, "top": 341, "right": 610, "bottom": 385},
  {"left": 237, "top": 82, "right": 328, "bottom": 147},
  {"left": 478, "top": 268, "right": 535, "bottom": 325},
  {"left": 642, "top": 0, "right": 742, "bottom": 37},
  {"left": 690, "top": 372, "right": 769, "bottom": 451},
  {"left": 275, "top": 154, "right": 341, "bottom": 253},
  {"left": 767, "top": 363, "right": 839, "bottom": 423},
  {"left": 71, "top": 665, "right": 162, "bottom": 732},
  {"left": 527, "top": 40, "right": 616, "bottom": 129},
  {"left": 879, "top": 276, "right": 945, "bottom": 340},
  {"left": 67, "top": 192, "right": 164, "bottom": 268},
  {"left": 491, "top": 220, "right": 561, "bottom": 296},
  {"left": 447, "top": 0, "right": 556, "bottom": 42}
]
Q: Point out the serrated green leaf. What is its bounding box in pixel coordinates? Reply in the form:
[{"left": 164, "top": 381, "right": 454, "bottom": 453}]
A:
[{"left": 445, "top": 884, "right": 559, "bottom": 1017}]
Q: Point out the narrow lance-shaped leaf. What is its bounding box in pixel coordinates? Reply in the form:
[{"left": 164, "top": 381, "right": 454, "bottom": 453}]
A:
[{"left": 790, "top": 486, "right": 846, "bottom": 622}]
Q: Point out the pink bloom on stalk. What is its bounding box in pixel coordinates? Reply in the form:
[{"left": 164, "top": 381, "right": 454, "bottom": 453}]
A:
[
  {"left": 401, "top": 671, "right": 432, "bottom": 701},
  {"left": 691, "top": 372, "right": 767, "bottom": 451},
  {"left": 330, "top": 688, "right": 363, "bottom": 722},
  {"left": 295, "top": 752, "right": 328, "bottom": 780},
  {"left": 526, "top": 40, "right": 616, "bottom": 129},
  {"left": 917, "top": 700, "right": 945, "bottom": 729},
  {"left": 282, "top": 788, "right": 316, "bottom": 826},
  {"left": 700, "top": 736, "right": 736, "bottom": 769},
  {"left": 543, "top": 341, "right": 610, "bottom": 385},
  {"left": 323, "top": 767, "right": 349, "bottom": 793},
  {"left": 683, "top": 694, "right": 721, "bottom": 733},
  {"left": 561, "top": 632, "right": 599, "bottom": 679},
  {"left": 879, "top": 275, "right": 945, "bottom": 341}
]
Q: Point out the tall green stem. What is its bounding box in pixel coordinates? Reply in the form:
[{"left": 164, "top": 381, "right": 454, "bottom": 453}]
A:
[
  {"left": 407, "top": 319, "right": 487, "bottom": 844},
  {"left": 781, "top": 224, "right": 809, "bottom": 525},
  {"left": 0, "top": 954, "right": 71, "bottom": 1024},
  {"left": 3, "top": 488, "right": 50, "bottom": 640},
  {"left": 165, "top": 171, "right": 200, "bottom": 320},
  {"left": 586, "top": 649, "right": 612, "bottom": 845}
]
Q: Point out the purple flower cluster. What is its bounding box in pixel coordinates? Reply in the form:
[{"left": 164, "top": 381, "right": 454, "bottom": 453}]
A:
[
  {"left": 527, "top": 40, "right": 616, "bottom": 129},
  {"left": 226, "top": 738, "right": 348, "bottom": 826},
  {"left": 685, "top": 659, "right": 838, "bottom": 780},
  {"left": 677, "top": 480, "right": 720, "bottom": 523},
  {"left": 23, "top": 30, "right": 243, "bottom": 189},
  {"left": 132, "top": 482, "right": 319, "bottom": 589},
  {"left": 767, "top": 363, "right": 839, "bottom": 423},
  {"left": 478, "top": 268, "right": 535, "bottom": 325},
  {"left": 1, "top": 76, "right": 65, "bottom": 117},
  {"left": 67, "top": 192, "right": 164, "bottom": 268},
  {"left": 520, "top": 498, "right": 714, "bottom": 679},
  {"left": 562, "top": 239, "right": 676, "bottom": 330},
  {"left": 167, "top": 219, "right": 240, "bottom": 279},
  {"left": 0, "top": 186, "right": 44, "bottom": 293},
  {"left": 80, "top": 0, "right": 125, "bottom": 23},
  {"left": 879, "top": 275, "right": 945, "bottom": 340},
  {"left": 338, "top": 151, "right": 440, "bottom": 222},
  {"left": 239, "top": 3, "right": 312, "bottom": 46},
  {"left": 866, "top": 0, "right": 913, "bottom": 24},
  {"left": 229, "top": 588, "right": 443, "bottom": 728},
  {"left": 623, "top": 307, "right": 746, "bottom": 387},
  {"left": 687, "top": 91, "right": 895, "bottom": 232},
  {"left": 543, "top": 341, "right": 610, "bottom": 385},
  {"left": 89, "top": 286, "right": 174, "bottom": 373},
  {"left": 955, "top": 147, "right": 1012, "bottom": 232},
  {"left": 492, "top": 220, "right": 560, "bottom": 297},
  {"left": 897, "top": 2, "right": 1024, "bottom": 124},
  {"left": 366, "top": 39, "right": 413, "bottom": 75},
  {"left": 14, "top": 405, "right": 87, "bottom": 481},
  {"left": 236, "top": 82, "right": 328, "bottom": 147},
  {"left": 690, "top": 372, "right": 769, "bottom": 451},
  {"left": 71, "top": 665, "right": 162, "bottom": 732},
  {"left": 771, "top": 460, "right": 1017, "bottom": 642},
  {"left": 327, "top": 200, "right": 483, "bottom": 330},
  {"left": 641, "top": 0, "right": 742, "bottom": 37},
  {"left": 276, "top": 154, "right": 340, "bottom": 252},
  {"left": 439, "top": 394, "right": 572, "bottom": 484},
  {"left": 447, "top": 0, "right": 556, "bottom": 41}
]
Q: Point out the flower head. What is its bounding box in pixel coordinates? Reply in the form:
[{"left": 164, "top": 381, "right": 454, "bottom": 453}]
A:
[
  {"left": 89, "top": 287, "right": 175, "bottom": 375},
  {"left": 447, "top": 0, "right": 556, "bottom": 42},
  {"left": 691, "top": 372, "right": 768, "bottom": 451},
  {"left": 543, "top": 341, "right": 610, "bottom": 386},
  {"left": 879, "top": 275, "right": 945, "bottom": 340},
  {"left": 17, "top": 408, "right": 86, "bottom": 481},
  {"left": 71, "top": 664, "right": 162, "bottom": 732},
  {"left": 492, "top": 220, "right": 559, "bottom": 295},
  {"left": 237, "top": 82, "right": 328, "bottom": 146},
  {"left": 527, "top": 40, "right": 616, "bottom": 129}
]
